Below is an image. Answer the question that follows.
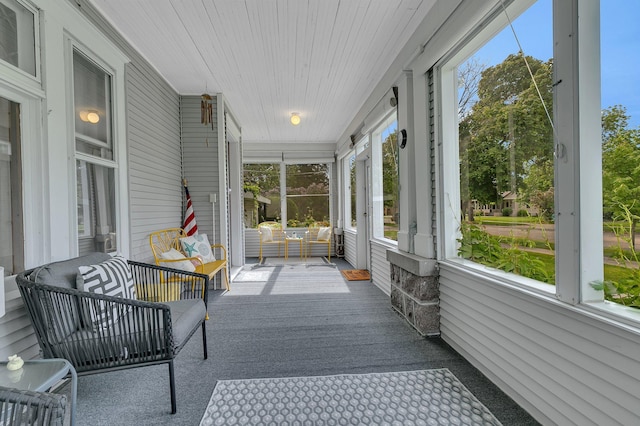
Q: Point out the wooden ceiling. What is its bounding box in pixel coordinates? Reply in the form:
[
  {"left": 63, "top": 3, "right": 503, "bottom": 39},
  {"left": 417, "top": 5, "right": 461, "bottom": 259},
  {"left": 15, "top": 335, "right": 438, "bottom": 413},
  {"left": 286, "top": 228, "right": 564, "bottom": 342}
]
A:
[{"left": 89, "top": 0, "right": 436, "bottom": 145}]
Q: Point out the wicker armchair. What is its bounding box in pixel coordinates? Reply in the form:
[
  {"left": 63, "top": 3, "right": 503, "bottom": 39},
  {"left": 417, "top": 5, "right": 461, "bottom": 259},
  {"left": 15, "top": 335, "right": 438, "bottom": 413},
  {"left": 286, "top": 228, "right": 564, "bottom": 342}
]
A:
[
  {"left": 0, "top": 386, "right": 67, "bottom": 426},
  {"left": 16, "top": 253, "right": 209, "bottom": 414},
  {"left": 258, "top": 221, "right": 285, "bottom": 261}
]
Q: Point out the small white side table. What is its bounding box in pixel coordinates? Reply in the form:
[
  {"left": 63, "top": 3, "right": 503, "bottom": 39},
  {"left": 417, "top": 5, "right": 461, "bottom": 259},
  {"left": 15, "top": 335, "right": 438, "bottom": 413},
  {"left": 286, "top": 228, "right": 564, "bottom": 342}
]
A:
[
  {"left": 0, "top": 358, "right": 77, "bottom": 425},
  {"left": 285, "top": 237, "right": 305, "bottom": 259}
]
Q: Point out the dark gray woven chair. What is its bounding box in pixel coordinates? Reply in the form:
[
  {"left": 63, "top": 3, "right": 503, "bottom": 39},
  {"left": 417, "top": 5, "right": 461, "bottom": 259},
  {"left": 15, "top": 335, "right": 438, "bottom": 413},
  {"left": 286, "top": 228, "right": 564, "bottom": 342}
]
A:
[
  {"left": 16, "top": 253, "right": 209, "bottom": 414},
  {"left": 0, "top": 386, "right": 67, "bottom": 426}
]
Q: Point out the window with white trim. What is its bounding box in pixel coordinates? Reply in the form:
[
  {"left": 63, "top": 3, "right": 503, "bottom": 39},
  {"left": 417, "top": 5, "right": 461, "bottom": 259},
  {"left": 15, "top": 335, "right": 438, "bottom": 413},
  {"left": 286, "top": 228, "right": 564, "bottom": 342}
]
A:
[
  {"left": 451, "top": 0, "right": 555, "bottom": 284},
  {"left": 344, "top": 153, "right": 356, "bottom": 229},
  {"left": 243, "top": 162, "right": 331, "bottom": 228},
  {"left": 439, "top": 0, "right": 640, "bottom": 316},
  {"left": 598, "top": 0, "right": 640, "bottom": 309},
  {"left": 0, "top": 0, "right": 36, "bottom": 77},
  {"left": 371, "top": 115, "right": 398, "bottom": 242},
  {"left": 0, "top": 95, "right": 23, "bottom": 274},
  {"left": 72, "top": 48, "right": 118, "bottom": 254}
]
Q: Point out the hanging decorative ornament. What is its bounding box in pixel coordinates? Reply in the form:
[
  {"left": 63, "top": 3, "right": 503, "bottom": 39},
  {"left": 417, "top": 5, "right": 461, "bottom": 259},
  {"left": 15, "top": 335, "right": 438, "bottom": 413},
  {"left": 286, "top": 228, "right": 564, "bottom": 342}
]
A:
[{"left": 201, "top": 93, "right": 213, "bottom": 130}]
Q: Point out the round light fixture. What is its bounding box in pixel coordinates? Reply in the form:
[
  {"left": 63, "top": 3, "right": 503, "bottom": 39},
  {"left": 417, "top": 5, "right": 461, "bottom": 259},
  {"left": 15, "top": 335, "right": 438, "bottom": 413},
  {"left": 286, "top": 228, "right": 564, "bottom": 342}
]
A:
[
  {"left": 87, "top": 111, "right": 100, "bottom": 124},
  {"left": 290, "top": 112, "right": 301, "bottom": 126},
  {"left": 79, "top": 110, "right": 100, "bottom": 124}
]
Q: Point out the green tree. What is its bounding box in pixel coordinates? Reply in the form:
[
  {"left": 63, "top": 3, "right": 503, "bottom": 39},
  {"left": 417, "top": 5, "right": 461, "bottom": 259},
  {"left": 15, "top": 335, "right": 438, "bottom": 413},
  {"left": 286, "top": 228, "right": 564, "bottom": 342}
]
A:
[
  {"left": 460, "top": 53, "right": 554, "bottom": 215},
  {"left": 602, "top": 105, "right": 640, "bottom": 247}
]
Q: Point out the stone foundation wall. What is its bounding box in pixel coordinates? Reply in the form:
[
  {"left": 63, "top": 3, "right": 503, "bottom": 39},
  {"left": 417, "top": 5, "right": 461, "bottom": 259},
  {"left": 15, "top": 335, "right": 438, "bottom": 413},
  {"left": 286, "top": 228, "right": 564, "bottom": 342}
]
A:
[{"left": 387, "top": 251, "right": 439, "bottom": 336}]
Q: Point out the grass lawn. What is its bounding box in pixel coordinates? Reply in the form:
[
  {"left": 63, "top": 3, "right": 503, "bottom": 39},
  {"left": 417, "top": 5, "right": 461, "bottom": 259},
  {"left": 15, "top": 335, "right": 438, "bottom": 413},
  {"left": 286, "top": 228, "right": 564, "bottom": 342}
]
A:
[{"left": 502, "top": 251, "right": 636, "bottom": 284}]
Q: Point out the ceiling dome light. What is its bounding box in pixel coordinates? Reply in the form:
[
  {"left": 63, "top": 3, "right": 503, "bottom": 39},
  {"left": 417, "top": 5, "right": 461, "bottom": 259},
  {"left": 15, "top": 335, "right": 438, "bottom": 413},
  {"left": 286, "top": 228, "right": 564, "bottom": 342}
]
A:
[{"left": 290, "top": 112, "right": 301, "bottom": 126}]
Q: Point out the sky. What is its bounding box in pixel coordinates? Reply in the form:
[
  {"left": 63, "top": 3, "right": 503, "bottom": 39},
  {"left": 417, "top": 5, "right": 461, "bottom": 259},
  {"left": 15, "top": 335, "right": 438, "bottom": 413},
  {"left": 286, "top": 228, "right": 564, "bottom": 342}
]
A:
[{"left": 470, "top": 0, "right": 640, "bottom": 129}]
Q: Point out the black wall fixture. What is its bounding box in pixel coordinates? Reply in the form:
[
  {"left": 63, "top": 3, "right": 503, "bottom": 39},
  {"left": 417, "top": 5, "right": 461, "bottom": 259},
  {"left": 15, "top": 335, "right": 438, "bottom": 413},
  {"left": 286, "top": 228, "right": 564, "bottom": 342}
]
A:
[{"left": 399, "top": 129, "right": 407, "bottom": 149}]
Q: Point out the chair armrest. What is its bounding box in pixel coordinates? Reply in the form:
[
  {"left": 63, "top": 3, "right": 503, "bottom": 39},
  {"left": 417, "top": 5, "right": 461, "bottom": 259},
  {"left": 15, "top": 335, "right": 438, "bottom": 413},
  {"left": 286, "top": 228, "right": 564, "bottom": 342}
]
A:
[
  {"left": 0, "top": 386, "right": 67, "bottom": 423},
  {"left": 210, "top": 244, "right": 227, "bottom": 261}
]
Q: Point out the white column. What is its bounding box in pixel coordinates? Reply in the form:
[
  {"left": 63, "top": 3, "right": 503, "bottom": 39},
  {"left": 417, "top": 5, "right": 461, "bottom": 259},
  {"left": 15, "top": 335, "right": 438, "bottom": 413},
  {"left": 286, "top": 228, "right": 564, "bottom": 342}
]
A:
[
  {"left": 396, "top": 72, "right": 416, "bottom": 253},
  {"left": 412, "top": 71, "right": 435, "bottom": 259}
]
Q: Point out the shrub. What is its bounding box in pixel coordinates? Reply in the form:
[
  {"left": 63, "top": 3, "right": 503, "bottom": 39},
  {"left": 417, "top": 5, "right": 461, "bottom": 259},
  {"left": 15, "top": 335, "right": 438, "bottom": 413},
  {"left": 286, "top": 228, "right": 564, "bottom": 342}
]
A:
[
  {"left": 502, "top": 208, "right": 513, "bottom": 217},
  {"left": 517, "top": 209, "right": 529, "bottom": 217}
]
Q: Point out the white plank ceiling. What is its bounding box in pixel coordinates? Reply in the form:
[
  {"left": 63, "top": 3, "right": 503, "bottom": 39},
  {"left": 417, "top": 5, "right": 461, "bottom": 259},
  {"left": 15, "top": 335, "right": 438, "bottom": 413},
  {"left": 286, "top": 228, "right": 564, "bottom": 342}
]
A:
[{"left": 88, "top": 0, "right": 436, "bottom": 145}]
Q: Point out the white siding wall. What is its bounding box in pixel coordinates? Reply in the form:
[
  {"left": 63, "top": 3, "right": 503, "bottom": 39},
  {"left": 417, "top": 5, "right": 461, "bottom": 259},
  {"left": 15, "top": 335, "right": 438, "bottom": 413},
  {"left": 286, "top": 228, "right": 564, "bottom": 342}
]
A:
[
  {"left": 180, "top": 96, "right": 223, "bottom": 271},
  {"left": 0, "top": 276, "right": 39, "bottom": 360},
  {"left": 370, "top": 240, "right": 391, "bottom": 295},
  {"left": 439, "top": 263, "right": 640, "bottom": 425},
  {"left": 344, "top": 229, "right": 357, "bottom": 267},
  {"left": 127, "top": 64, "right": 181, "bottom": 262}
]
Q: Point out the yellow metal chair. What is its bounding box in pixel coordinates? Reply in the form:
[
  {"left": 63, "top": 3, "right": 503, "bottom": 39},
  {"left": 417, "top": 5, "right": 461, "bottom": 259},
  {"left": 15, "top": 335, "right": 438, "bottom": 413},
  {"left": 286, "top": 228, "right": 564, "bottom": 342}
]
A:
[
  {"left": 305, "top": 223, "right": 332, "bottom": 261},
  {"left": 149, "top": 228, "right": 230, "bottom": 292},
  {"left": 258, "top": 221, "right": 285, "bottom": 261}
]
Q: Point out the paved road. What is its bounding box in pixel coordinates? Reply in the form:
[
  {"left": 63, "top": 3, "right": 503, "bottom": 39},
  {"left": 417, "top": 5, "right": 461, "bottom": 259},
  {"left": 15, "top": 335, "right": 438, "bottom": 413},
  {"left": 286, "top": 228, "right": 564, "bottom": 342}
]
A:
[
  {"left": 479, "top": 222, "right": 639, "bottom": 267},
  {"left": 480, "top": 223, "right": 636, "bottom": 249}
]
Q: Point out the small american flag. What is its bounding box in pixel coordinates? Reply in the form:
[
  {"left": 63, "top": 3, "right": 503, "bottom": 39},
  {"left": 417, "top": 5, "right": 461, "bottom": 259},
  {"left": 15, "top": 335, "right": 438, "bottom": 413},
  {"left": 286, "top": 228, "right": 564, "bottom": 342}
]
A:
[{"left": 183, "top": 185, "right": 198, "bottom": 236}]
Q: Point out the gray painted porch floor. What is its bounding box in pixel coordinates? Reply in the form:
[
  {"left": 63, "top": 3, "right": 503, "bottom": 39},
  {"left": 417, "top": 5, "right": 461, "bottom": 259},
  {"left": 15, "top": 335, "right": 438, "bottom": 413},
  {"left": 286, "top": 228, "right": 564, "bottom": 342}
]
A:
[{"left": 64, "top": 258, "right": 539, "bottom": 425}]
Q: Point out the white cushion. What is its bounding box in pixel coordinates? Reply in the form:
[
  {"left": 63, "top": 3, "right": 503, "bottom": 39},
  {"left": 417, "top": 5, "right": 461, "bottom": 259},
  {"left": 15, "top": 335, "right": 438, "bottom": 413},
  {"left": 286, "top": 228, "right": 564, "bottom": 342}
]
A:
[
  {"left": 180, "top": 233, "right": 216, "bottom": 263},
  {"left": 317, "top": 227, "right": 331, "bottom": 241},
  {"left": 260, "top": 226, "right": 273, "bottom": 243},
  {"left": 159, "top": 248, "right": 196, "bottom": 272},
  {"left": 78, "top": 255, "right": 136, "bottom": 329}
]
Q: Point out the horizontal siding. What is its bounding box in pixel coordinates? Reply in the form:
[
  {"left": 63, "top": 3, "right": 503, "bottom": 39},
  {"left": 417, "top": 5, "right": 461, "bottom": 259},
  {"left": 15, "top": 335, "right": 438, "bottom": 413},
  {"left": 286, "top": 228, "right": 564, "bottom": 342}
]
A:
[
  {"left": 439, "top": 263, "right": 640, "bottom": 426},
  {"left": 370, "top": 240, "right": 392, "bottom": 295},
  {"left": 0, "top": 277, "right": 39, "bottom": 360},
  {"left": 126, "top": 62, "right": 181, "bottom": 264},
  {"left": 180, "top": 96, "right": 220, "bottom": 247},
  {"left": 344, "top": 229, "right": 357, "bottom": 267}
]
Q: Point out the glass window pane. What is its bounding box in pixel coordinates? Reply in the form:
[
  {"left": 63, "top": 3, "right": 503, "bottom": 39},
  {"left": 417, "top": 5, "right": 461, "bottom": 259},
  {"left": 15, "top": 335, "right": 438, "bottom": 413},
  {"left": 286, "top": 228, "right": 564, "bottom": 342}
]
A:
[
  {"left": 456, "top": 0, "right": 555, "bottom": 285},
  {"left": 600, "top": 0, "right": 640, "bottom": 308},
  {"left": 0, "top": 0, "right": 36, "bottom": 76},
  {"left": 372, "top": 118, "right": 398, "bottom": 241},
  {"left": 77, "top": 160, "right": 117, "bottom": 254},
  {"left": 349, "top": 154, "right": 356, "bottom": 228},
  {"left": 286, "top": 164, "right": 330, "bottom": 227},
  {"left": 382, "top": 124, "right": 399, "bottom": 241},
  {"left": 243, "top": 163, "right": 281, "bottom": 227},
  {"left": 0, "top": 96, "right": 23, "bottom": 274},
  {"left": 73, "top": 50, "right": 113, "bottom": 160}
]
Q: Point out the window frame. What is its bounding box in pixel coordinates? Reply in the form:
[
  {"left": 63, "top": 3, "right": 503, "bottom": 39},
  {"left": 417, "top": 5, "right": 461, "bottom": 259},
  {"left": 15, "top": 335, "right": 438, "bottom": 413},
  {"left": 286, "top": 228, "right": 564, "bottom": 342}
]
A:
[
  {"left": 67, "top": 37, "right": 127, "bottom": 256},
  {"left": 0, "top": 0, "right": 41, "bottom": 91},
  {"left": 243, "top": 160, "right": 333, "bottom": 228},
  {"left": 435, "top": 0, "right": 632, "bottom": 321},
  {"left": 370, "top": 112, "right": 399, "bottom": 244}
]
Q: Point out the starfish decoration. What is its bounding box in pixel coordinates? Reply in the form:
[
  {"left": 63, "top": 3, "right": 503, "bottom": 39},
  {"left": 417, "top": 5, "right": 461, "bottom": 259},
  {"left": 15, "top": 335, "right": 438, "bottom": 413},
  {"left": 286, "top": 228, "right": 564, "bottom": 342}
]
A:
[{"left": 183, "top": 241, "right": 197, "bottom": 257}]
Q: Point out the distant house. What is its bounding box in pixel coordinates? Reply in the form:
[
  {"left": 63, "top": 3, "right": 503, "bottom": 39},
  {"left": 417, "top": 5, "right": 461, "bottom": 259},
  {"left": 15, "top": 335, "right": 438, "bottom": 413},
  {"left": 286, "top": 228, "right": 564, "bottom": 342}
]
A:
[
  {"left": 243, "top": 192, "right": 271, "bottom": 228},
  {"left": 500, "top": 191, "right": 539, "bottom": 217}
]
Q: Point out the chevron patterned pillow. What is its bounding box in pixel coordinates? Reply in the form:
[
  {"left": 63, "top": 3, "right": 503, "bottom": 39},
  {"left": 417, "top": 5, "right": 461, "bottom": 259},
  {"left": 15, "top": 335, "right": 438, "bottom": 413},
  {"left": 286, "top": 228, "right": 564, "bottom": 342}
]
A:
[{"left": 78, "top": 255, "right": 136, "bottom": 329}]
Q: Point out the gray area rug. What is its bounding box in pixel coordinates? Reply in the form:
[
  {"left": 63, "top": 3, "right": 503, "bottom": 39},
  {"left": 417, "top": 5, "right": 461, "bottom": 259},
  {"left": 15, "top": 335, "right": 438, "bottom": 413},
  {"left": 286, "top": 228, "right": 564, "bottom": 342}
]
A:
[
  {"left": 200, "top": 369, "right": 502, "bottom": 425},
  {"left": 259, "top": 256, "right": 331, "bottom": 266}
]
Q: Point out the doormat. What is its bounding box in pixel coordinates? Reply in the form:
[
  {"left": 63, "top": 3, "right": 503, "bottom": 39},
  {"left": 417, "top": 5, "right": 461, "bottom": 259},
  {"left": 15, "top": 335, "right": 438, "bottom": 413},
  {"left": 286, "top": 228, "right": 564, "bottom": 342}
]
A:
[
  {"left": 341, "top": 269, "right": 371, "bottom": 281},
  {"left": 200, "top": 369, "right": 502, "bottom": 425}
]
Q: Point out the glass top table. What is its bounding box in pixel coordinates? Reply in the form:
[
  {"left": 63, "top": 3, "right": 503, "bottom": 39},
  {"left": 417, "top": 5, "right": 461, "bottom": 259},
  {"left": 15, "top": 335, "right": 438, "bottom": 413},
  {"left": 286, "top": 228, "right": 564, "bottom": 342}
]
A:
[{"left": 0, "top": 358, "right": 77, "bottom": 425}]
